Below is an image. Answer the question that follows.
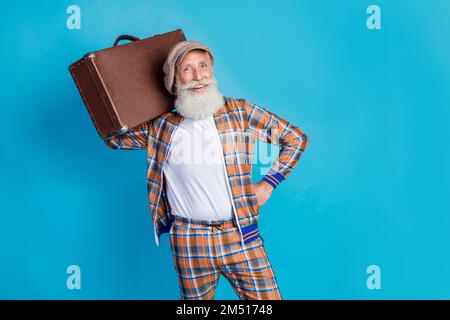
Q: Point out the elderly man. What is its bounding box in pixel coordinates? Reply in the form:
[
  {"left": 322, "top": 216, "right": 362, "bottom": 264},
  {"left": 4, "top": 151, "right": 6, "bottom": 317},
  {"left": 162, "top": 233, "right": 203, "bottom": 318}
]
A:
[{"left": 103, "top": 40, "right": 309, "bottom": 300}]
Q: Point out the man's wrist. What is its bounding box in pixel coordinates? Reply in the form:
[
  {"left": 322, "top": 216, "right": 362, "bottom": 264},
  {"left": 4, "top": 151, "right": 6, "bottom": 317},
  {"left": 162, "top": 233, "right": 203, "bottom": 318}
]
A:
[
  {"left": 262, "top": 171, "right": 285, "bottom": 189},
  {"left": 261, "top": 178, "right": 275, "bottom": 190}
]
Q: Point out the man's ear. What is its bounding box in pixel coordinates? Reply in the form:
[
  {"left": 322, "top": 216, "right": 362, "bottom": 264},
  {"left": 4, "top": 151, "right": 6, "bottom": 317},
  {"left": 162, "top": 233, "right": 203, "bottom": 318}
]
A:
[
  {"left": 208, "top": 53, "right": 214, "bottom": 67},
  {"left": 172, "top": 75, "right": 179, "bottom": 94}
]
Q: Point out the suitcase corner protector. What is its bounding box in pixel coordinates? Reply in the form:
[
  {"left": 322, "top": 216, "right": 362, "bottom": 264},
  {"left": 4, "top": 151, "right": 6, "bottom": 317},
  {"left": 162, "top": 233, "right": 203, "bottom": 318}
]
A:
[{"left": 85, "top": 52, "right": 96, "bottom": 59}]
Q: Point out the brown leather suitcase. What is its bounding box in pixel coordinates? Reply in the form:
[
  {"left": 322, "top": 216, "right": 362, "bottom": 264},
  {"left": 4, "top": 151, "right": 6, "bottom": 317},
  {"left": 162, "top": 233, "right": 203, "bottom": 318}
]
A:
[{"left": 69, "top": 29, "right": 186, "bottom": 139}]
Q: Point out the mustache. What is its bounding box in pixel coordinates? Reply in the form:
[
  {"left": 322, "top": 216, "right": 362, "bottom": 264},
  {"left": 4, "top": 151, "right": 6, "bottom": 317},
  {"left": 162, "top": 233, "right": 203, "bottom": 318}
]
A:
[{"left": 179, "top": 78, "right": 217, "bottom": 91}]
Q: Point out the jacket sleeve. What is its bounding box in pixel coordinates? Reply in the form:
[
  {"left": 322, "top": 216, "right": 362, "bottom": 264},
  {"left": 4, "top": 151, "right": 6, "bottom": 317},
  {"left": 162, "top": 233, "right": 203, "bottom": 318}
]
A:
[
  {"left": 243, "top": 100, "right": 309, "bottom": 189},
  {"left": 102, "top": 121, "right": 150, "bottom": 150}
]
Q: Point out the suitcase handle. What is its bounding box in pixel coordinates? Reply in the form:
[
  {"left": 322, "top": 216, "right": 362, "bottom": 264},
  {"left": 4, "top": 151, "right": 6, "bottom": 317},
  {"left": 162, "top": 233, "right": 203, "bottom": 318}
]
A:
[{"left": 113, "top": 35, "right": 140, "bottom": 46}]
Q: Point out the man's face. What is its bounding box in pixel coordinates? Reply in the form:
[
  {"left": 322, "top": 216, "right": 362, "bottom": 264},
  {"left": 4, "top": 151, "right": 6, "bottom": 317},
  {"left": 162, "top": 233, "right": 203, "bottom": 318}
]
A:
[
  {"left": 175, "top": 50, "right": 213, "bottom": 94},
  {"left": 173, "top": 48, "right": 224, "bottom": 120}
]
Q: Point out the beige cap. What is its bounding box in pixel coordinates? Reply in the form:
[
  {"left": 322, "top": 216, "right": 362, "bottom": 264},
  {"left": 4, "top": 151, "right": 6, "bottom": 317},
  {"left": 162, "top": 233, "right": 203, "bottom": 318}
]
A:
[{"left": 163, "top": 40, "right": 214, "bottom": 95}]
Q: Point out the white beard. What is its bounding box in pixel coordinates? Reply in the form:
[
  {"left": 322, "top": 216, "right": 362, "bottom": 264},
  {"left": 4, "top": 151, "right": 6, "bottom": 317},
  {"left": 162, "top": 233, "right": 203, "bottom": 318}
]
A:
[{"left": 174, "top": 78, "right": 225, "bottom": 119}]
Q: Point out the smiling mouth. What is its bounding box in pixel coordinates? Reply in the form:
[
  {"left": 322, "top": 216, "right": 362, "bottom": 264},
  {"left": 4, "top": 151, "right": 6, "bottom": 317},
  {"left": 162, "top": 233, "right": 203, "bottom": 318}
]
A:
[{"left": 190, "top": 84, "right": 208, "bottom": 91}]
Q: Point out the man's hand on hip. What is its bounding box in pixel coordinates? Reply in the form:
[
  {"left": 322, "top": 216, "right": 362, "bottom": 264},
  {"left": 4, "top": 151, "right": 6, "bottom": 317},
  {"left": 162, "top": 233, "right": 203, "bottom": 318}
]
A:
[{"left": 252, "top": 180, "right": 274, "bottom": 208}]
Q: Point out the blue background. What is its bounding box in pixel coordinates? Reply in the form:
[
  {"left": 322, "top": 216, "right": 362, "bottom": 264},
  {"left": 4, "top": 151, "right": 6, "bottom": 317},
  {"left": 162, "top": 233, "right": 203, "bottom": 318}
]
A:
[{"left": 1, "top": 0, "right": 449, "bottom": 299}]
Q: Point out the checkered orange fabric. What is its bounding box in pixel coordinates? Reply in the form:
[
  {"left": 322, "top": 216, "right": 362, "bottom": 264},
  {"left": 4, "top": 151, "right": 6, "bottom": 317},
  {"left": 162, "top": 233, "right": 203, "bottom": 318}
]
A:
[
  {"left": 103, "top": 97, "right": 309, "bottom": 246},
  {"left": 169, "top": 216, "right": 282, "bottom": 300}
]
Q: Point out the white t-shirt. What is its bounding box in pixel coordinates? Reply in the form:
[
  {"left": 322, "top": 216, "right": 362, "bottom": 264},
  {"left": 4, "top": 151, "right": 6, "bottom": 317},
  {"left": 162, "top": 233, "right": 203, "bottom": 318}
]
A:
[{"left": 163, "top": 115, "right": 234, "bottom": 221}]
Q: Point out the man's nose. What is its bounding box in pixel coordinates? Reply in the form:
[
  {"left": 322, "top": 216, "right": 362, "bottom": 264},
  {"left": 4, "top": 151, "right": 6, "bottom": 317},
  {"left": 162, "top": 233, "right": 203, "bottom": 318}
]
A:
[{"left": 193, "top": 68, "right": 203, "bottom": 81}]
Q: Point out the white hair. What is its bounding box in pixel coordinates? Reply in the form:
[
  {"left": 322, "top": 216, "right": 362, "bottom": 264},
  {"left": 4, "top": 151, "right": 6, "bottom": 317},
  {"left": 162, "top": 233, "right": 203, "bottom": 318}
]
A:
[{"left": 174, "top": 77, "right": 225, "bottom": 119}]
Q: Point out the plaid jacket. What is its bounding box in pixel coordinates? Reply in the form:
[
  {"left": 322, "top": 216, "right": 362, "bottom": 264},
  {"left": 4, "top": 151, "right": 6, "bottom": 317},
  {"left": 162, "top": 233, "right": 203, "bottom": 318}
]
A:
[{"left": 103, "top": 97, "right": 308, "bottom": 246}]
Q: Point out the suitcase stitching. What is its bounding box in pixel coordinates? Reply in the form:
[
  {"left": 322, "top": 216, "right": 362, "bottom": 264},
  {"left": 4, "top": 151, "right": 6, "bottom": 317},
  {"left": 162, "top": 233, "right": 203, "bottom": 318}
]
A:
[{"left": 87, "top": 57, "right": 122, "bottom": 137}]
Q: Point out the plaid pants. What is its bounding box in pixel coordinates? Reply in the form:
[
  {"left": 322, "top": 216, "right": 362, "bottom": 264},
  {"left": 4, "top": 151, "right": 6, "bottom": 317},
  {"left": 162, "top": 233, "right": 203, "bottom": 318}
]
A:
[{"left": 168, "top": 216, "right": 282, "bottom": 300}]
